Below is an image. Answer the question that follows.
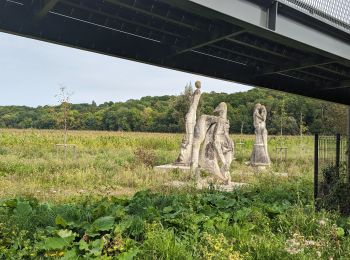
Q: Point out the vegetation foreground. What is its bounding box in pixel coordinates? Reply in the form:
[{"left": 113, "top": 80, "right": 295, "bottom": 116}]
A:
[{"left": 0, "top": 129, "right": 349, "bottom": 259}]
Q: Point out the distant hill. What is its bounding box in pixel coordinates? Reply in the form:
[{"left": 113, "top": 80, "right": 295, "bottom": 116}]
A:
[{"left": 0, "top": 88, "right": 346, "bottom": 135}]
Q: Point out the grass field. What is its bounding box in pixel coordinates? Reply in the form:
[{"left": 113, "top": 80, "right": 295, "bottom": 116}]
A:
[
  {"left": 0, "top": 129, "right": 313, "bottom": 201},
  {"left": 1, "top": 129, "right": 349, "bottom": 259}
]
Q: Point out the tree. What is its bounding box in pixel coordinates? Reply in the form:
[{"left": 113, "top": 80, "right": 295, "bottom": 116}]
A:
[
  {"left": 231, "top": 104, "right": 250, "bottom": 134},
  {"left": 55, "top": 86, "right": 73, "bottom": 159},
  {"left": 0, "top": 87, "right": 346, "bottom": 135},
  {"left": 171, "top": 82, "right": 194, "bottom": 132},
  {"left": 299, "top": 112, "right": 308, "bottom": 137},
  {"left": 324, "top": 103, "right": 347, "bottom": 135}
]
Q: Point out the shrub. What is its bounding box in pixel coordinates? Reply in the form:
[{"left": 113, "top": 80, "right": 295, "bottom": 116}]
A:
[
  {"left": 318, "top": 165, "right": 350, "bottom": 215},
  {"left": 134, "top": 148, "right": 157, "bottom": 168}
]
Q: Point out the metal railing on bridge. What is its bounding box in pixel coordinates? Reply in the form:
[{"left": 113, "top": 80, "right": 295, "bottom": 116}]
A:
[{"left": 281, "top": 0, "right": 350, "bottom": 32}]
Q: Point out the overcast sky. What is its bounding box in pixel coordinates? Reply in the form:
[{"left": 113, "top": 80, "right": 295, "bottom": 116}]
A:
[{"left": 0, "top": 32, "right": 252, "bottom": 107}]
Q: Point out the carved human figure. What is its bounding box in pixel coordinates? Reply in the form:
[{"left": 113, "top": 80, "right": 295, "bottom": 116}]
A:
[
  {"left": 191, "top": 102, "right": 234, "bottom": 184},
  {"left": 250, "top": 103, "right": 270, "bottom": 166},
  {"left": 175, "top": 81, "right": 202, "bottom": 165}
]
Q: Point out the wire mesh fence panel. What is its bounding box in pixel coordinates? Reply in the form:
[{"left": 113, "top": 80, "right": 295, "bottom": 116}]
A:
[
  {"left": 280, "top": 0, "right": 350, "bottom": 32},
  {"left": 318, "top": 136, "right": 336, "bottom": 170},
  {"left": 315, "top": 135, "right": 348, "bottom": 199},
  {"left": 339, "top": 137, "right": 348, "bottom": 182},
  {"left": 317, "top": 136, "right": 336, "bottom": 194}
]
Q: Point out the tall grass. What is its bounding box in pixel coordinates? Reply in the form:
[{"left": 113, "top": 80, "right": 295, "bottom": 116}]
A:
[
  {"left": 0, "top": 129, "right": 313, "bottom": 202},
  {"left": 2, "top": 129, "right": 350, "bottom": 259}
]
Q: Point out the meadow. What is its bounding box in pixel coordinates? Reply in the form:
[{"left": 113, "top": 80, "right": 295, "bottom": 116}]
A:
[{"left": 0, "top": 129, "right": 349, "bottom": 259}]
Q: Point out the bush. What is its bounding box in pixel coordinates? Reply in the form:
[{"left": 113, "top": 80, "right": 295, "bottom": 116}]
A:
[
  {"left": 318, "top": 165, "right": 350, "bottom": 215},
  {"left": 1, "top": 181, "right": 350, "bottom": 259},
  {"left": 134, "top": 148, "right": 157, "bottom": 168}
]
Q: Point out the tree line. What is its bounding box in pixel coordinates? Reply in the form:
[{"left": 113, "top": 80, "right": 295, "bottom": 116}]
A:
[{"left": 0, "top": 87, "right": 347, "bottom": 135}]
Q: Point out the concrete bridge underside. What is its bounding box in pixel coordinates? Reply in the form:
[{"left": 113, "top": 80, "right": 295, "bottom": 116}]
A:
[{"left": 0, "top": 0, "right": 349, "bottom": 105}]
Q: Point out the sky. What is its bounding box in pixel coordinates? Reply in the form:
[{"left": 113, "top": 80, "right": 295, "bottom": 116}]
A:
[{"left": 0, "top": 32, "right": 252, "bottom": 107}]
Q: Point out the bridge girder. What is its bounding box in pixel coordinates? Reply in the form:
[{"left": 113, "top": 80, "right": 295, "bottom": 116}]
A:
[{"left": 0, "top": 0, "right": 349, "bottom": 104}]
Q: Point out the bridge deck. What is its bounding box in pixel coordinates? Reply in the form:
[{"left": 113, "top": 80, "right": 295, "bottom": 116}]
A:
[{"left": 0, "top": 0, "right": 349, "bottom": 104}]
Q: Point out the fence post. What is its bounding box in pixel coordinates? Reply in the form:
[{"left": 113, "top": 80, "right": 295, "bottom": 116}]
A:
[
  {"left": 314, "top": 133, "right": 319, "bottom": 205},
  {"left": 336, "top": 134, "right": 340, "bottom": 169},
  {"left": 348, "top": 107, "right": 350, "bottom": 183}
]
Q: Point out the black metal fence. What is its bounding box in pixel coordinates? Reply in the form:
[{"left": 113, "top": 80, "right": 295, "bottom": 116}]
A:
[
  {"left": 281, "top": 0, "right": 350, "bottom": 32},
  {"left": 314, "top": 134, "right": 348, "bottom": 201}
]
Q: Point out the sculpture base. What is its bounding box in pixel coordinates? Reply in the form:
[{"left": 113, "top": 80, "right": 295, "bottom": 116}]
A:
[
  {"left": 251, "top": 165, "right": 268, "bottom": 171},
  {"left": 198, "top": 181, "right": 247, "bottom": 192},
  {"left": 165, "top": 180, "right": 247, "bottom": 191},
  {"left": 245, "top": 161, "right": 270, "bottom": 169},
  {"left": 154, "top": 164, "right": 191, "bottom": 172},
  {"left": 249, "top": 144, "right": 270, "bottom": 167}
]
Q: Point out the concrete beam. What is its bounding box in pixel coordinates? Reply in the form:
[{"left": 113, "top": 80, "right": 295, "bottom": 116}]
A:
[
  {"left": 174, "top": 30, "right": 246, "bottom": 55},
  {"left": 36, "top": 0, "right": 60, "bottom": 20},
  {"left": 105, "top": 0, "right": 201, "bottom": 31},
  {"left": 188, "top": 0, "right": 350, "bottom": 61},
  {"left": 258, "top": 57, "right": 334, "bottom": 76},
  {"left": 267, "top": 1, "right": 278, "bottom": 30}
]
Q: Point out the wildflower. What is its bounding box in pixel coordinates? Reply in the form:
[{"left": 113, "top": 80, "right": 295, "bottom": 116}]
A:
[
  {"left": 285, "top": 237, "right": 303, "bottom": 255},
  {"left": 318, "top": 219, "right": 327, "bottom": 226},
  {"left": 305, "top": 240, "right": 316, "bottom": 246}
]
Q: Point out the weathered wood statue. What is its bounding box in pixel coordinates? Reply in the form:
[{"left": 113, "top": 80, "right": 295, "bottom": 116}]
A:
[
  {"left": 249, "top": 103, "right": 270, "bottom": 166},
  {"left": 191, "top": 102, "right": 234, "bottom": 184},
  {"left": 175, "top": 81, "right": 202, "bottom": 165}
]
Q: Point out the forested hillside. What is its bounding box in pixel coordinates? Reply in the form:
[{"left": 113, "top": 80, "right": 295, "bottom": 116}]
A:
[{"left": 0, "top": 87, "right": 346, "bottom": 135}]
